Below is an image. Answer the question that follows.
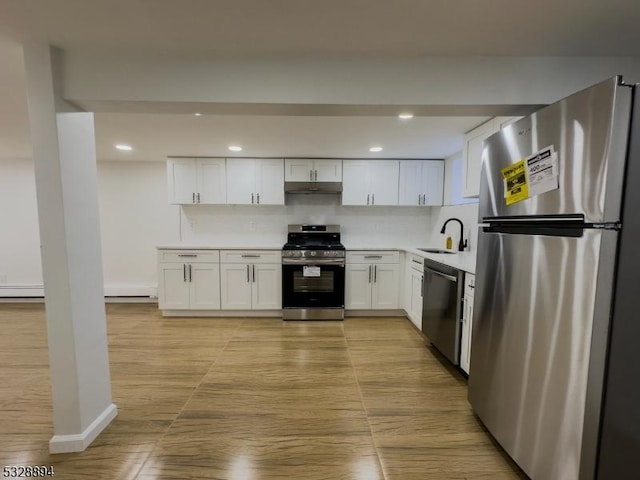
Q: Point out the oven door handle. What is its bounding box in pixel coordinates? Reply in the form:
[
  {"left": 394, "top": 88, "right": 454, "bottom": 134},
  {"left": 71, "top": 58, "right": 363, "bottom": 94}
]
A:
[{"left": 282, "top": 258, "right": 345, "bottom": 265}]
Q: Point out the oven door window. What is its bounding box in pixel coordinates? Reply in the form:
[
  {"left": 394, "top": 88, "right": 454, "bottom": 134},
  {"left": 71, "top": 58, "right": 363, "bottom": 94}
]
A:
[
  {"left": 282, "top": 264, "right": 345, "bottom": 308},
  {"left": 293, "top": 270, "right": 334, "bottom": 293}
]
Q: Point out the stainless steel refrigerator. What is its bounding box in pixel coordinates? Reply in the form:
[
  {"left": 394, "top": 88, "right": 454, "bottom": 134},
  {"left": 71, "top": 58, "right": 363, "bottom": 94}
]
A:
[{"left": 469, "top": 76, "right": 640, "bottom": 480}]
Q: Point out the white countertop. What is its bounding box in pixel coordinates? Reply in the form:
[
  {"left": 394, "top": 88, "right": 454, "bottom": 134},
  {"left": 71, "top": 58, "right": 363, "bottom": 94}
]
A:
[{"left": 157, "top": 244, "right": 476, "bottom": 274}]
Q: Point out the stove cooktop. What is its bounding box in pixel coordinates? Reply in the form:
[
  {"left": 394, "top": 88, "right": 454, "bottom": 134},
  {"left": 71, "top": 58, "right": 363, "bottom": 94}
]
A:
[{"left": 282, "top": 242, "right": 345, "bottom": 251}]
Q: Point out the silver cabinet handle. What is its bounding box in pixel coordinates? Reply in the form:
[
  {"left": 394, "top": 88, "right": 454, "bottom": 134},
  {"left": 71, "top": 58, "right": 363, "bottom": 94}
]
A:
[
  {"left": 310, "top": 170, "right": 313, "bottom": 181},
  {"left": 192, "top": 192, "right": 195, "bottom": 203},
  {"left": 241, "top": 254, "right": 260, "bottom": 258},
  {"left": 368, "top": 265, "right": 372, "bottom": 283},
  {"left": 421, "top": 277, "right": 424, "bottom": 296},
  {"left": 372, "top": 193, "right": 375, "bottom": 205},
  {"left": 374, "top": 265, "right": 377, "bottom": 283},
  {"left": 423, "top": 194, "right": 427, "bottom": 205},
  {"left": 197, "top": 192, "right": 201, "bottom": 203},
  {"left": 246, "top": 264, "right": 250, "bottom": 282},
  {"left": 425, "top": 267, "right": 457, "bottom": 283},
  {"left": 189, "top": 264, "right": 193, "bottom": 282},
  {"left": 364, "top": 255, "right": 382, "bottom": 259},
  {"left": 418, "top": 194, "right": 421, "bottom": 205},
  {"left": 367, "top": 194, "right": 370, "bottom": 206},
  {"left": 183, "top": 264, "right": 187, "bottom": 282},
  {"left": 257, "top": 193, "right": 260, "bottom": 204},
  {"left": 411, "top": 259, "right": 422, "bottom": 265},
  {"left": 252, "top": 264, "right": 256, "bottom": 283},
  {"left": 314, "top": 170, "right": 318, "bottom": 181},
  {"left": 469, "top": 284, "right": 475, "bottom": 289},
  {"left": 178, "top": 254, "right": 197, "bottom": 257},
  {"left": 251, "top": 193, "right": 254, "bottom": 204}
]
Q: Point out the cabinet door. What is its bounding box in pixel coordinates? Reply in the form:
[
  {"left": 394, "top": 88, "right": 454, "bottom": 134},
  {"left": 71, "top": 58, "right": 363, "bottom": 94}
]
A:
[
  {"left": 285, "top": 159, "right": 314, "bottom": 182},
  {"left": 314, "top": 159, "right": 342, "bottom": 182},
  {"left": 256, "top": 159, "right": 284, "bottom": 205},
  {"left": 371, "top": 263, "right": 399, "bottom": 309},
  {"left": 460, "top": 293, "right": 474, "bottom": 374},
  {"left": 197, "top": 158, "right": 227, "bottom": 204},
  {"left": 342, "top": 161, "right": 370, "bottom": 206},
  {"left": 408, "top": 269, "right": 423, "bottom": 328},
  {"left": 226, "top": 159, "right": 256, "bottom": 205},
  {"left": 158, "top": 263, "right": 190, "bottom": 310},
  {"left": 167, "top": 158, "right": 197, "bottom": 204},
  {"left": 463, "top": 120, "right": 498, "bottom": 198},
  {"left": 370, "top": 160, "right": 399, "bottom": 206},
  {"left": 189, "top": 263, "right": 221, "bottom": 310},
  {"left": 421, "top": 160, "right": 444, "bottom": 206},
  {"left": 345, "top": 264, "right": 372, "bottom": 309},
  {"left": 398, "top": 160, "right": 423, "bottom": 206},
  {"left": 220, "top": 264, "right": 252, "bottom": 309},
  {"left": 251, "top": 264, "right": 282, "bottom": 310}
]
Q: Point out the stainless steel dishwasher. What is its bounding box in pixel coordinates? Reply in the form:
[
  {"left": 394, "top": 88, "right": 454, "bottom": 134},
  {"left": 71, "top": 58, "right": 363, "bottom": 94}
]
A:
[{"left": 421, "top": 259, "right": 464, "bottom": 365}]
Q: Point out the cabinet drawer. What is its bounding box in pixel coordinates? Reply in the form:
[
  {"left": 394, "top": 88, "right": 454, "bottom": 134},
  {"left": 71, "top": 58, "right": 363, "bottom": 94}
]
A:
[
  {"left": 407, "top": 254, "right": 424, "bottom": 272},
  {"left": 158, "top": 250, "right": 220, "bottom": 263},
  {"left": 220, "top": 250, "right": 281, "bottom": 264},
  {"left": 347, "top": 251, "right": 399, "bottom": 264},
  {"left": 464, "top": 273, "right": 476, "bottom": 297}
]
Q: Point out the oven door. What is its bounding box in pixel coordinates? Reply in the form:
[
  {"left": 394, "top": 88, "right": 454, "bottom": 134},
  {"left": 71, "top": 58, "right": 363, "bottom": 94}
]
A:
[{"left": 282, "top": 261, "right": 345, "bottom": 309}]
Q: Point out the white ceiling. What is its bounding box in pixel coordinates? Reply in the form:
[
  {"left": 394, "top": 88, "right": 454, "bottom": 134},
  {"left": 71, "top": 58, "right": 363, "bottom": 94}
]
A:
[
  {"left": 2, "top": 0, "right": 640, "bottom": 161},
  {"left": 94, "top": 114, "right": 489, "bottom": 161},
  {"left": 2, "top": 0, "right": 640, "bottom": 56}
]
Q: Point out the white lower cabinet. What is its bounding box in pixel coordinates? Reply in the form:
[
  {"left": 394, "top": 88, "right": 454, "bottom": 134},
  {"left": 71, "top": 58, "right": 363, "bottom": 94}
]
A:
[
  {"left": 158, "top": 248, "right": 280, "bottom": 313},
  {"left": 405, "top": 254, "right": 424, "bottom": 329},
  {"left": 460, "top": 273, "right": 475, "bottom": 374},
  {"left": 158, "top": 250, "right": 221, "bottom": 310},
  {"left": 220, "top": 251, "right": 281, "bottom": 310},
  {"left": 346, "top": 251, "right": 399, "bottom": 310}
]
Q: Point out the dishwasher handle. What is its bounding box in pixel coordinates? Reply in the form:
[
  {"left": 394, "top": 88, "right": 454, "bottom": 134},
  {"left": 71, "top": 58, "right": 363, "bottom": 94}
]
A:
[{"left": 424, "top": 267, "right": 458, "bottom": 283}]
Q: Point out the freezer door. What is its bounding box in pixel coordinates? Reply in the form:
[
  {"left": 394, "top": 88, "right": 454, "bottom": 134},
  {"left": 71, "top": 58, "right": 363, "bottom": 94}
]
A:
[
  {"left": 479, "top": 77, "right": 631, "bottom": 224},
  {"left": 468, "top": 228, "right": 617, "bottom": 480}
]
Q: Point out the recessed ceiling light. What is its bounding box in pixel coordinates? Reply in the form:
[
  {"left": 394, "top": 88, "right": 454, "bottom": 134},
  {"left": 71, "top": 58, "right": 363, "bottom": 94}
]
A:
[
  {"left": 194, "top": 113, "right": 202, "bottom": 116},
  {"left": 369, "top": 146, "right": 383, "bottom": 152},
  {"left": 228, "top": 145, "right": 243, "bottom": 152},
  {"left": 398, "top": 113, "right": 414, "bottom": 120},
  {"left": 115, "top": 144, "right": 133, "bottom": 151}
]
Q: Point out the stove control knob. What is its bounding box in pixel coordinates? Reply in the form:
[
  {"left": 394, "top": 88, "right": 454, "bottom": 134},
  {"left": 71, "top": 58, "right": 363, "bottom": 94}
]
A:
[{"left": 310, "top": 251, "right": 316, "bottom": 256}]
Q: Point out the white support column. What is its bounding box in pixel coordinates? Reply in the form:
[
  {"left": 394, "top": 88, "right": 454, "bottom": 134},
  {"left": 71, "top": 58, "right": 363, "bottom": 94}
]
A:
[{"left": 22, "top": 43, "right": 117, "bottom": 454}]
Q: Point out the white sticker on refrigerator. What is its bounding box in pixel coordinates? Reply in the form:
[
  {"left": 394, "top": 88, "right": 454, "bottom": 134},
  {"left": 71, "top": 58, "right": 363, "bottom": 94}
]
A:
[{"left": 526, "top": 145, "right": 559, "bottom": 197}]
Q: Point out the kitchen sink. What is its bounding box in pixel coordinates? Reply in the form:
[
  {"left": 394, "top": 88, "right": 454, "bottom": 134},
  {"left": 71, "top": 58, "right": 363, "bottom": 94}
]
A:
[{"left": 417, "top": 248, "right": 456, "bottom": 254}]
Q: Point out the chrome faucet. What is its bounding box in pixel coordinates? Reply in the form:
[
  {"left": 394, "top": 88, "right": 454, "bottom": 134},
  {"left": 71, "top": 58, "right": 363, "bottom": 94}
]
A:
[{"left": 440, "top": 218, "right": 468, "bottom": 251}]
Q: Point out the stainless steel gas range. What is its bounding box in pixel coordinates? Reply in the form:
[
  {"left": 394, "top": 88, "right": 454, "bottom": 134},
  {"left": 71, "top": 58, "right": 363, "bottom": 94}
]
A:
[{"left": 281, "top": 225, "right": 345, "bottom": 320}]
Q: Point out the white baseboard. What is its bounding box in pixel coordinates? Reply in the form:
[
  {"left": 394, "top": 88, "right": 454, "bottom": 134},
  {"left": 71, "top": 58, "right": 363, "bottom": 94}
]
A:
[
  {"left": 49, "top": 403, "right": 118, "bottom": 454},
  {"left": 345, "top": 309, "right": 406, "bottom": 317},
  {"left": 0, "top": 285, "right": 44, "bottom": 297},
  {"left": 162, "top": 309, "right": 282, "bottom": 318},
  {"left": 0, "top": 284, "right": 156, "bottom": 298}
]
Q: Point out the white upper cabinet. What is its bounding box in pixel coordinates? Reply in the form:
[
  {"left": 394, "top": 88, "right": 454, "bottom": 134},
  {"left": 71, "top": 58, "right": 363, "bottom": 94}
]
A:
[
  {"left": 342, "top": 160, "right": 399, "bottom": 206},
  {"left": 285, "top": 159, "right": 342, "bottom": 182},
  {"left": 226, "top": 158, "right": 284, "bottom": 205},
  {"left": 197, "top": 159, "right": 227, "bottom": 204},
  {"left": 342, "top": 160, "right": 370, "bottom": 205},
  {"left": 167, "top": 158, "right": 226, "bottom": 204},
  {"left": 285, "top": 159, "right": 314, "bottom": 182},
  {"left": 463, "top": 117, "right": 523, "bottom": 198},
  {"left": 398, "top": 160, "right": 444, "bottom": 206}
]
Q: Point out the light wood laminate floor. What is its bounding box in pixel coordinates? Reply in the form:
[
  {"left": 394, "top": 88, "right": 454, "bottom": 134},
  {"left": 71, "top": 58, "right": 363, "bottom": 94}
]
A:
[{"left": 0, "top": 304, "right": 526, "bottom": 479}]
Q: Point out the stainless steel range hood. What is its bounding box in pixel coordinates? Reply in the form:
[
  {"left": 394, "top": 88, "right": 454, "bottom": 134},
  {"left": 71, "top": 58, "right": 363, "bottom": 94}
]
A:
[{"left": 284, "top": 181, "right": 343, "bottom": 194}]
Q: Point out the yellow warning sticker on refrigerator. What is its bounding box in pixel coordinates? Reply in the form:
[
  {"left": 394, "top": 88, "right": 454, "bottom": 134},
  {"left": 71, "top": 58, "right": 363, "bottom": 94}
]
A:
[{"left": 501, "top": 159, "right": 529, "bottom": 205}]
